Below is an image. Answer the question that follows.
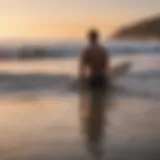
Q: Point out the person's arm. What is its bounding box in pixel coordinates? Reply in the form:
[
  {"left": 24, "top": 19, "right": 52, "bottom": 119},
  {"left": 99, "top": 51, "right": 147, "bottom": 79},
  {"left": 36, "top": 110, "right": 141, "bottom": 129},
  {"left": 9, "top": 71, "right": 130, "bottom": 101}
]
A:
[
  {"left": 79, "top": 50, "right": 87, "bottom": 82},
  {"left": 105, "top": 50, "right": 110, "bottom": 75},
  {"left": 102, "top": 48, "right": 110, "bottom": 76}
]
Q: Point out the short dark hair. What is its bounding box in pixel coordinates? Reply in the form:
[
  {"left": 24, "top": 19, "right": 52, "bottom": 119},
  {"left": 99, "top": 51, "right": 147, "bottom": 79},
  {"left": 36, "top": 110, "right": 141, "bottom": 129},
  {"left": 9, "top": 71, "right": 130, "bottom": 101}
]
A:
[{"left": 88, "top": 29, "right": 99, "bottom": 42}]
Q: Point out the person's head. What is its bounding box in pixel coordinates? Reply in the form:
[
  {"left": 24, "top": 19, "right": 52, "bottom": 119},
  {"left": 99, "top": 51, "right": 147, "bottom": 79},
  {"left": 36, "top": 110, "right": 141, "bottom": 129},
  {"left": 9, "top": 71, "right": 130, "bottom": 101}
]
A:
[{"left": 87, "top": 29, "right": 99, "bottom": 44}]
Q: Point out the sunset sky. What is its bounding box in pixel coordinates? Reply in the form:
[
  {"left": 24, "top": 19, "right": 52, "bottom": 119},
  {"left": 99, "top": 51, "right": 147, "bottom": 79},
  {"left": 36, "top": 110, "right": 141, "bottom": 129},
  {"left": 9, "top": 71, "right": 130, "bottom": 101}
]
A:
[{"left": 0, "top": 0, "right": 160, "bottom": 41}]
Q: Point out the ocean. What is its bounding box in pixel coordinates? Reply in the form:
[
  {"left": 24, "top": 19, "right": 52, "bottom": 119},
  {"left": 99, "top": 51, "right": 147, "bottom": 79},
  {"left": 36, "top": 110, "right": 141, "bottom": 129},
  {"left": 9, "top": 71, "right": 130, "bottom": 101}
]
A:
[{"left": 0, "top": 41, "right": 160, "bottom": 160}]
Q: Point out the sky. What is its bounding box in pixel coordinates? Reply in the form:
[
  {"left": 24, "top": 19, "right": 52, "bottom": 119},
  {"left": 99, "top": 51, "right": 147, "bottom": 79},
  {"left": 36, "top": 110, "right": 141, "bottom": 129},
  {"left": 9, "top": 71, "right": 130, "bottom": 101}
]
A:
[{"left": 0, "top": 0, "right": 160, "bottom": 41}]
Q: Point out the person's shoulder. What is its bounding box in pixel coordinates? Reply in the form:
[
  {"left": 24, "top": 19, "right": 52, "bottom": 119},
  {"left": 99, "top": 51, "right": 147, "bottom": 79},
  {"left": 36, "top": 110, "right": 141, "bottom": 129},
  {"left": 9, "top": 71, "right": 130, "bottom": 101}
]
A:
[
  {"left": 98, "top": 45, "right": 107, "bottom": 52},
  {"left": 80, "top": 47, "right": 89, "bottom": 59},
  {"left": 81, "top": 46, "right": 90, "bottom": 54}
]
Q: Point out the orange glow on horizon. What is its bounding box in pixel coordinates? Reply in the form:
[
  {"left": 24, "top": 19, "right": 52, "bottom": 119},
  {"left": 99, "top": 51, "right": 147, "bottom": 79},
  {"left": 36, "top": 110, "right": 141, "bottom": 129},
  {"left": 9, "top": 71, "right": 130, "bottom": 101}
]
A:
[
  {"left": 0, "top": 12, "right": 135, "bottom": 40},
  {"left": 0, "top": 0, "right": 160, "bottom": 40}
]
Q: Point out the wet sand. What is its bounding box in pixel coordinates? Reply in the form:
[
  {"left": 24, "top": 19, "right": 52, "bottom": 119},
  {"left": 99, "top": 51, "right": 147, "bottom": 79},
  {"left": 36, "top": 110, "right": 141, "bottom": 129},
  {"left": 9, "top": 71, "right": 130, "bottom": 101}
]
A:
[
  {"left": 0, "top": 94, "right": 159, "bottom": 160},
  {"left": 0, "top": 55, "right": 160, "bottom": 160}
]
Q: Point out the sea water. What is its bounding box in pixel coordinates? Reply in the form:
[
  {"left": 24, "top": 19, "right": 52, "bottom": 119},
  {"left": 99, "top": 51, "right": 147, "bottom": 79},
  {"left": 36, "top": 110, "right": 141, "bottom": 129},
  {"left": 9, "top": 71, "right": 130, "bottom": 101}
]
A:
[{"left": 0, "top": 41, "right": 160, "bottom": 160}]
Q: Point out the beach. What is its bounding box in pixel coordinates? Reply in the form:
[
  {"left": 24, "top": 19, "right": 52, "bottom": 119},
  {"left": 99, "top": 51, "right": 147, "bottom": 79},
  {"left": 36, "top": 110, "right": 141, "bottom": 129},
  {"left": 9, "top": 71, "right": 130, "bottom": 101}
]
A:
[{"left": 0, "top": 50, "right": 160, "bottom": 160}]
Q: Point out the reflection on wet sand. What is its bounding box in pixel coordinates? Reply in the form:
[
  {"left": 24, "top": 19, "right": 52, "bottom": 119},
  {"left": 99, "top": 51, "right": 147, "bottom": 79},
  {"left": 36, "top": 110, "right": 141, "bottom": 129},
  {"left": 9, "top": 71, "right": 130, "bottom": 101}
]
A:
[
  {"left": 80, "top": 87, "right": 112, "bottom": 160},
  {"left": 0, "top": 93, "right": 159, "bottom": 160}
]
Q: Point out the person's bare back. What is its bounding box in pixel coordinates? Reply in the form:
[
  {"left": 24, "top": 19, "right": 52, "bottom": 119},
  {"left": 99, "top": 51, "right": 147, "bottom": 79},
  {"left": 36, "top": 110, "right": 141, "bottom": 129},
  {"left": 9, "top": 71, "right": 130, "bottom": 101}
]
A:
[
  {"left": 79, "top": 29, "right": 109, "bottom": 90},
  {"left": 83, "top": 44, "right": 108, "bottom": 76}
]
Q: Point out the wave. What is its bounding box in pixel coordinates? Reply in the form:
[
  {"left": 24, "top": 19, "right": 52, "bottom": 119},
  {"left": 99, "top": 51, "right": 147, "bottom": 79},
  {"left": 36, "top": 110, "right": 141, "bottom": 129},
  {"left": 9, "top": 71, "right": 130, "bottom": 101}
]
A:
[
  {"left": 0, "top": 41, "right": 160, "bottom": 59},
  {"left": 0, "top": 71, "right": 159, "bottom": 100}
]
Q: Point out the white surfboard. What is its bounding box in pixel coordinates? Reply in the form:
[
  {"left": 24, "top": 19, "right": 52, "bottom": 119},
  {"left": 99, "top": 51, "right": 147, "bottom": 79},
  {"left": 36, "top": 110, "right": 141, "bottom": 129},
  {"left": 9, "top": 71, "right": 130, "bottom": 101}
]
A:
[
  {"left": 109, "top": 61, "right": 132, "bottom": 80},
  {"left": 70, "top": 61, "right": 132, "bottom": 91}
]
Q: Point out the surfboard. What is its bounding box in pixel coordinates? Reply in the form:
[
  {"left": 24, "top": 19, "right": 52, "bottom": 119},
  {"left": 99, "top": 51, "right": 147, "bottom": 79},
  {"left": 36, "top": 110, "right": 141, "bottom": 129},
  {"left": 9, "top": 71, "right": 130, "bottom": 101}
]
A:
[
  {"left": 70, "top": 61, "right": 132, "bottom": 91},
  {"left": 109, "top": 61, "right": 132, "bottom": 80}
]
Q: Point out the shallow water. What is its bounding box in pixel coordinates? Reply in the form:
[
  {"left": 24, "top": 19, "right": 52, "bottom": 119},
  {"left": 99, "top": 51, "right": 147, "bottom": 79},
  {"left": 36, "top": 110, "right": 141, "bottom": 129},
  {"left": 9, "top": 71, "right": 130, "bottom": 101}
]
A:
[
  {"left": 0, "top": 95, "right": 159, "bottom": 160},
  {"left": 0, "top": 54, "right": 160, "bottom": 160}
]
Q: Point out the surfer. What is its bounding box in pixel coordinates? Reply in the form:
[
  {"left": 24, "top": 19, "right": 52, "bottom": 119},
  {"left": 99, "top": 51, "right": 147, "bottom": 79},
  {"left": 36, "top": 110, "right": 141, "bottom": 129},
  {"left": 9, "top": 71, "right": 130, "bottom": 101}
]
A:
[
  {"left": 79, "top": 29, "right": 131, "bottom": 160},
  {"left": 79, "top": 29, "right": 110, "bottom": 91},
  {"left": 79, "top": 29, "right": 110, "bottom": 160}
]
